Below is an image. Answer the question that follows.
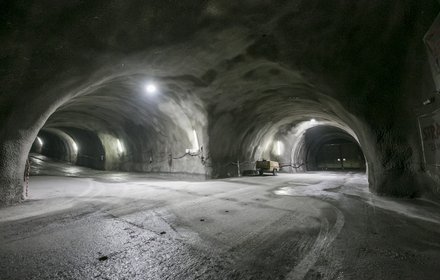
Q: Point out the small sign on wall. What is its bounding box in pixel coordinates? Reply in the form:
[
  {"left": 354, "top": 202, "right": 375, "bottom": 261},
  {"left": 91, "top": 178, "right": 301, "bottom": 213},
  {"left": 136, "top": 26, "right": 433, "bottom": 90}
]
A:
[
  {"left": 424, "top": 13, "right": 440, "bottom": 91},
  {"left": 418, "top": 108, "right": 440, "bottom": 166}
]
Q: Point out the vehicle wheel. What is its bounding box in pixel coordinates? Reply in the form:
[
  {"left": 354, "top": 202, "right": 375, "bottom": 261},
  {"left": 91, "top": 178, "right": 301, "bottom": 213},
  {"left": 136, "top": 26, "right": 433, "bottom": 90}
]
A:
[
  {"left": 273, "top": 169, "right": 277, "bottom": 176},
  {"left": 259, "top": 170, "right": 263, "bottom": 176}
]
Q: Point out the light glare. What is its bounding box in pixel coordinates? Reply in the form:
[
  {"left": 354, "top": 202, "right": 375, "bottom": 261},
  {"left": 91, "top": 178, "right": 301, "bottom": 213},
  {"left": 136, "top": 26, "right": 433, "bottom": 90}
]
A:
[
  {"left": 276, "top": 140, "right": 281, "bottom": 155},
  {"left": 192, "top": 130, "right": 199, "bottom": 150},
  {"left": 37, "top": 137, "right": 43, "bottom": 146},
  {"left": 310, "top": 118, "right": 316, "bottom": 123},
  {"left": 72, "top": 141, "right": 78, "bottom": 153},
  {"left": 117, "top": 139, "right": 124, "bottom": 154},
  {"left": 145, "top": 83, "right": 157, "bottom": 94},
  {"left": 186, "top": 130, "right": 200, "bottom": 154}
]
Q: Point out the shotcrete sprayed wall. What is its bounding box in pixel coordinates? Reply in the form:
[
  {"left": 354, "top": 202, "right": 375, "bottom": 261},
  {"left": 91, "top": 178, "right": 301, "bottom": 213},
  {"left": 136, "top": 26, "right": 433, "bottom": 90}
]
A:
[{"left": 1, "top": 1, "right": 440, "bottom": 205}]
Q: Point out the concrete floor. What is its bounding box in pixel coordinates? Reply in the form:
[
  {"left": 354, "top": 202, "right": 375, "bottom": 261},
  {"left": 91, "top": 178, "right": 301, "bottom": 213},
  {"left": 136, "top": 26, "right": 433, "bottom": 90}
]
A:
[{"left": 1, "top": 161, "right": 440, "bottom": 279}]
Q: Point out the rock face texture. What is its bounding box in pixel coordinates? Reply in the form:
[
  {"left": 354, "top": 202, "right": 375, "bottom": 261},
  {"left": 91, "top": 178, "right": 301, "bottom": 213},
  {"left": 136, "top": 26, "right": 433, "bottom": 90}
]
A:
[{"left": 1, "top": 0, "right": 440, "bottom": 205}]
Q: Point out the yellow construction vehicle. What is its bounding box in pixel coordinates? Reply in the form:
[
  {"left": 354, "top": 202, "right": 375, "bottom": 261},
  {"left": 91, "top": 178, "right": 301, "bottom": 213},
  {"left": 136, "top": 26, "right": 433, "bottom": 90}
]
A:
[{"left": 256, "top": 160, "right": 280, "bottom": 176}]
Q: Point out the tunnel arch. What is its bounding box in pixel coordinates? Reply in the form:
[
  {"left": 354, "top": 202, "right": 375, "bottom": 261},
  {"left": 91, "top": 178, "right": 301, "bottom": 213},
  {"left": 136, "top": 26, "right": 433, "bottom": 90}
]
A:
[
  {"left": 205, "top": 64, "right": 375, "bottom": 179},
  {"left": 35, "top": 73, "right": 210, "bottom": 175},
  {"left": 303, "top": 125, "right": 366, "bottom": 171},
  {"left": 0, "top": 64, "right": 213, "bottom": 205},
  {"left": 255, "top": 120, "right": 368, "bottom": 174},
  {"left": 60, "top": 127, "right": 106, "bottom": 170},
  {"left": 31, "top": 128, "right": 79, "bottom": 164}
]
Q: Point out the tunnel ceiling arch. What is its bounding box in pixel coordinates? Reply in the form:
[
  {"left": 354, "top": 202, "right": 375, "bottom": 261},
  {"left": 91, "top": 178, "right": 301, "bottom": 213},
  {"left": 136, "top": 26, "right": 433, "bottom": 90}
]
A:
[
  {"left": 1, "top": 0, "right": 439, "bottom": 205},
  {"left": 39, "top": 73, "right": 209, "bottom": 174}
]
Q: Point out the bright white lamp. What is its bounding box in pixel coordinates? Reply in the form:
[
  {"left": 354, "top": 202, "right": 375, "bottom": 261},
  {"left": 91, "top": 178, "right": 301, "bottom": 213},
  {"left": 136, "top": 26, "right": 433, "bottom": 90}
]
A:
[{"left": 145, "top": 83, "right": 157, "bottom": 95}]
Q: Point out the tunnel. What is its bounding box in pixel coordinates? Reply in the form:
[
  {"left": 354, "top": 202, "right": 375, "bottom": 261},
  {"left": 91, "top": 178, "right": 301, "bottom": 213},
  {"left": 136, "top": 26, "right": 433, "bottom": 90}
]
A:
[
  {"left": 31, "top": 129, "right": 78, "bottom": 164},
  {"left": 1, "top": 1, "right": 440, "bottom": 279},
  {"left": 30, "top": 75, "right": 208, "bottom": 175},
  {"left": 303, "top": 125, "right": 366, "bottom": 171},
  {"left": 2, "top": 0, "right": 439, "bottom": 203}
]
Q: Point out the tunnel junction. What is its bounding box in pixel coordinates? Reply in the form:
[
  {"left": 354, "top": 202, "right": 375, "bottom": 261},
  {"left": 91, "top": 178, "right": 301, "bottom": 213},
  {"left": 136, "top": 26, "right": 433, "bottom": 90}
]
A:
[{"left": 1, "top": 1, "right": 440, "bottom": 205}]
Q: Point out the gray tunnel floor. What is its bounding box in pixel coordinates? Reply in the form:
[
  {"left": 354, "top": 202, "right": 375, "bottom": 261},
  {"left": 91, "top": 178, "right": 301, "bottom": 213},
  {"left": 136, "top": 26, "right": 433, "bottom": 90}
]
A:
[{"left": 1, "top": 162, "right": 440, "bottom": 279}]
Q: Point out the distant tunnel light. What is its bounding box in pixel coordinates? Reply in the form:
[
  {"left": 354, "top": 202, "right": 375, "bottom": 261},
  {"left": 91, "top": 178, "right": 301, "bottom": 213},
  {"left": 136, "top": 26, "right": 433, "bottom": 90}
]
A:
[
  {"left": 310, "top": 118, "right": 316, "bottom": 123},
  {"left": 117, "top": 139, "right": 124, "bottom": 154},
  {"left": 145, "top": 83, "right": 157, "bottom": 95},
  {"left": 36, "top": 137, "right": 43, "bottom": 146},
  {"left": 72, "top": 141, "right": 78, "bottom": 153}
]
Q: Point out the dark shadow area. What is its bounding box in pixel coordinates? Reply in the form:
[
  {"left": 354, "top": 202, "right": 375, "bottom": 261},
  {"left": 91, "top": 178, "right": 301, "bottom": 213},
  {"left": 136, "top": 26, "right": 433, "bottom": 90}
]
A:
[
  {"left": 305, "top": 126, "right": 366, "bottom": 171},
  {"left": 61, "top": 127, "right": 105, "bottom": 170}
]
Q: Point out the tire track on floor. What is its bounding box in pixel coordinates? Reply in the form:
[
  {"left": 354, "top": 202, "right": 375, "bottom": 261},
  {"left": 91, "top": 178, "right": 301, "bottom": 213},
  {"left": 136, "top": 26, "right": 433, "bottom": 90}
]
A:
[{"left": 286, "top": 205, "right": 345, "bottom": 280}]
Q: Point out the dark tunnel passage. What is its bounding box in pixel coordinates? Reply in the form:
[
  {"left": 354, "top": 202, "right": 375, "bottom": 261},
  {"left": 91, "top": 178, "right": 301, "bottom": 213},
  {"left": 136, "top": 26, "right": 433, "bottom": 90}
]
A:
[
  {"left": 31, "top": 128, "right": 108, "bottom": 171},
  {"left": 304, "top": 126, "right": 366, "bottom": 171},
  {"left": 31, "top": 129, "right": 77, "bottom": 164},
  {"left": 62, "top": 127, "right": 106, "bottom": 170}
]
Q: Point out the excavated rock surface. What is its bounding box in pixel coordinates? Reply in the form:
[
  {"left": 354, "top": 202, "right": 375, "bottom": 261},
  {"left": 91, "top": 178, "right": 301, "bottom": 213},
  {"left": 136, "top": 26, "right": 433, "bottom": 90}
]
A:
[{"left": 1, "top": 0, "right": 439, "bottom": 204}]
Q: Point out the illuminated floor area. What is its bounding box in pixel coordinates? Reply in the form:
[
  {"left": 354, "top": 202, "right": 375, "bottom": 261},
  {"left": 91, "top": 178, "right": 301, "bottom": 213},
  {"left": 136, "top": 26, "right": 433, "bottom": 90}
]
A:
[{"left": 1, "top": 171, "right": 440, "bottom": 280}]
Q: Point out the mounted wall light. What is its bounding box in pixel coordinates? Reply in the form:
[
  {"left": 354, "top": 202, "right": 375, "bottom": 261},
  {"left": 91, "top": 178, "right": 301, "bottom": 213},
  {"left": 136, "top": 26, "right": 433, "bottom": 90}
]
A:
[
  {"left": 36, "top": 137, "right": 43, "bottom": 146},
  {"left": 276, "top": 140, "right": 282, "bottom": 155},
  {"left": 186, "top": 130, "right": 200, "bottom": 154},
  {"left": 422, "top": 97, "right": 435, "bottom": 105},
  {"left": 72, "top": 141, "right": 78, "bottom": 153},
  {"left": 116, "top": 139, "right": 124, "bottom": 154},
  {"left": 193, "top": 129, "right": 200, "bottom": 151}
]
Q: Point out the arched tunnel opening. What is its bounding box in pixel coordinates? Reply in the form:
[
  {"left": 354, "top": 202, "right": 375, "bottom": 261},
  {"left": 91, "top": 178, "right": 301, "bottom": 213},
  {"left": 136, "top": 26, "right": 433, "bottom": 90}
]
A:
[
  {"left": 2, "top": 1, "right": 440, "bottom": 279},
  {"left": 25, "top": 74, "right": 208, "bottom": 179},
  {"left": 31, "top": 129, "right": 78, "bottom": 164},
  {"left": 303, "top": 125, "right": 366, "bottom": 172},
  {"left": 2, "top": 2, "right": 435, "bottom": 203}
]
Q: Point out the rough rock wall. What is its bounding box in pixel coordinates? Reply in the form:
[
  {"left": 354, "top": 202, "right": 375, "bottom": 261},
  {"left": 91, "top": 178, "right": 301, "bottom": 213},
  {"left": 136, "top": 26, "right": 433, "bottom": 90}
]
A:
[{"left": 1, "top": 0, "right": 440, "bottom": 205}]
